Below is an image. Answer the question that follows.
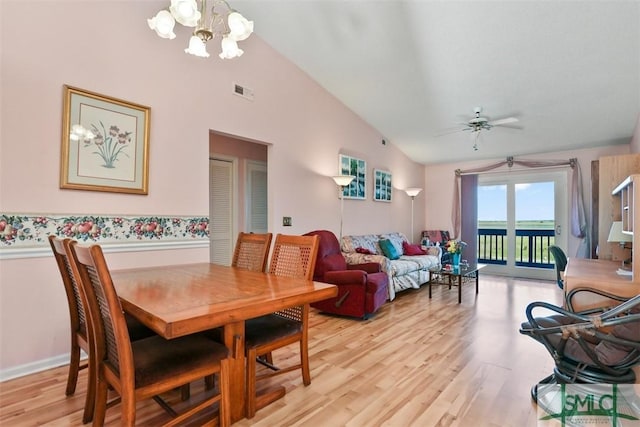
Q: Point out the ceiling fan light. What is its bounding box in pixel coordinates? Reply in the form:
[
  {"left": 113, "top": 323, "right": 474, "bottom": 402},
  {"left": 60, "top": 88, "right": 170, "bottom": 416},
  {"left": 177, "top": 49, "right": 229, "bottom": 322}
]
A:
[
  {"left": 148, "top": 10, "right": 177, "bottom": 39},
  {"left": 170, "top": 0, "right": 201, "bottom": 27}
]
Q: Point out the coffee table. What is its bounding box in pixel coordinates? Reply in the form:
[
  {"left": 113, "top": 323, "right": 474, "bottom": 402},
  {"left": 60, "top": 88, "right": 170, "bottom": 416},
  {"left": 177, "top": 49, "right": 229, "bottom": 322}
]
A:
[{"left": 428, "top": 263, "right": 486, "bottom": 303}]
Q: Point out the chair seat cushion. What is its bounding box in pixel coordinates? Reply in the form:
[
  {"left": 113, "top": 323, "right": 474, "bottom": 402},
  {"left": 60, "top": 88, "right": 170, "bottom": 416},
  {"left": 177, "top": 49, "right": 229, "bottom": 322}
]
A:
[
  {"left": 245, "top": 314, "right": 302, "bottom": 348},
  {"left": 130, "top": 334, "right": 228, "bottom": 388}
]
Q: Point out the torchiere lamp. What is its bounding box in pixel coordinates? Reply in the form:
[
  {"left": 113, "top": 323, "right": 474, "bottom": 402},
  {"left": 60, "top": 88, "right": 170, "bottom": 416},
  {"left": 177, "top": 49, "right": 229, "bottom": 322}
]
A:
[
  {"left": 405, "top": 188, "right": 422, "bottom": 243},
  {"left": 332, "top": 175, "right": 355, "bottom": 241}
]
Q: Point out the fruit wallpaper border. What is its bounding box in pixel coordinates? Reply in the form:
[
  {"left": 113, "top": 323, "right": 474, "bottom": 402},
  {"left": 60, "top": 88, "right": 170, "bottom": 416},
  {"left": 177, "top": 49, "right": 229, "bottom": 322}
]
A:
[{"left": 0, "top": 213, "right": 209, "bottom": 250}]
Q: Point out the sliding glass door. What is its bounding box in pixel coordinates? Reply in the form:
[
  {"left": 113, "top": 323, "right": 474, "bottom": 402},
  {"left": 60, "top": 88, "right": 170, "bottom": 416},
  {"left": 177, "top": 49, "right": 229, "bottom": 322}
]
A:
[{"left": 478, "top": 171, "right": 567, "bottom": 280}]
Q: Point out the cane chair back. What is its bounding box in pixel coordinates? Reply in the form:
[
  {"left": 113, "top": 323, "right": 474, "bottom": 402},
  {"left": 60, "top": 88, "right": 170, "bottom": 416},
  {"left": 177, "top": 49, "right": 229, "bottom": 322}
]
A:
[
  {"left": 49, "top": 236, "right": 94, "bottom": 422},
  {"left": 231, "top": 232, "right": 273, "bottom": 272},
  {"left": 244, "top": 234, "right": 319, "bottom": 418},
  {"left": 66, "top": 241, "right": 230, "bottom": 427}
]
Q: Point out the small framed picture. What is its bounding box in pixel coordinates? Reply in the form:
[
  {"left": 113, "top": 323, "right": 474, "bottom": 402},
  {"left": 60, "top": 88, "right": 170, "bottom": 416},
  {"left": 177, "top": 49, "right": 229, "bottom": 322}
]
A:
[
  {"left": 373, "top": 169, "right": 392, "bottom": 202},
  {"left": 60, "top": 85, "right": 150, "bottom": 194},
  {"left": 339, "top": 154, "right": 366, "bottom": 199}
]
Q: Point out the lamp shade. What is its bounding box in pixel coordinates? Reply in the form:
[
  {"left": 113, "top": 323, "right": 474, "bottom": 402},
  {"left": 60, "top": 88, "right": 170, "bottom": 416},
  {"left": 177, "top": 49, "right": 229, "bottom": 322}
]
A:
[
  {"left": 405, "top": 188, "right": 422, "bottom": 198},
  {"left": 332, "top": 175, "right": 355, "bottom": 187},
  {"left": 607, "top": 221, "right": 633, "bottom": 243}
]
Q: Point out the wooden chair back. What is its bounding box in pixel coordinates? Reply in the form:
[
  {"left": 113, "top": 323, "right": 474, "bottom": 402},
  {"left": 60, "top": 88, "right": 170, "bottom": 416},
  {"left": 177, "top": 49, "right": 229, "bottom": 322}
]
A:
[
  {"left": 231, "top": 232, "right": 273, "bottom": 272},
  {"left": 268, "top": 234, "right": 319, "bottom": 280},
  {"left": 66, "top": 242, "right": 131, "bottom": 379},
  {"left": 49, "top": 235, "right": 88, "bottom": 344}
]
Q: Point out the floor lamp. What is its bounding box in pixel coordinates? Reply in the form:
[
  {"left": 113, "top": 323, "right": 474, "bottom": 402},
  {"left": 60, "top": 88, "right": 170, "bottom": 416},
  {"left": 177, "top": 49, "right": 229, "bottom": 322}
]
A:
[
  {"left": 332, "top": 175, "right": 355, "bottom": 241},
  {"left": 405, "top": 188, "right": 422, "bottom": 243}
]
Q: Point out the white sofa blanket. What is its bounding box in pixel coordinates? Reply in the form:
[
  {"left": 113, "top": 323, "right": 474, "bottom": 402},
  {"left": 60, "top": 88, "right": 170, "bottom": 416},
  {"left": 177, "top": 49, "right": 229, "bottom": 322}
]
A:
[{"left": 341, "top": 232, "right": 441, "bottom": 300}]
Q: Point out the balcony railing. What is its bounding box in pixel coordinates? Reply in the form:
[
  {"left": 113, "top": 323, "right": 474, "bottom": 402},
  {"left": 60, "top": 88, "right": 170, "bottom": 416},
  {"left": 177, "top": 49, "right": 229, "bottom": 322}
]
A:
[{"left": 477, "top": 228, "right": 555, "bottom": 269}]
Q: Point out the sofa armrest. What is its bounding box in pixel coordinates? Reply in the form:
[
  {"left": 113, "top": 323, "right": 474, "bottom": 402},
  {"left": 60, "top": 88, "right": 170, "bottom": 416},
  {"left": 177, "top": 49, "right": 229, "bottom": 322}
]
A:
[
  {"left": 343, "top": 252, "right": 389, "bottom": 272},
  {"left": 324, "top": 270, "right": 367, "bottom": 286},
  {"left": 347, "top": 262, "right": 382, "bottom": 274}
]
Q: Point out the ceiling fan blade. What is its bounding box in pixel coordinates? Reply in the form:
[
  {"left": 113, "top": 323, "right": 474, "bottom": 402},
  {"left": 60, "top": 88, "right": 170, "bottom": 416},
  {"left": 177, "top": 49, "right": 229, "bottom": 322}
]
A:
[
  {"left": 434, "top": 127, "right": 467, "bottom": 137},
  {"left": 489, "top": 117, "right": 519, "bottom": 126}
]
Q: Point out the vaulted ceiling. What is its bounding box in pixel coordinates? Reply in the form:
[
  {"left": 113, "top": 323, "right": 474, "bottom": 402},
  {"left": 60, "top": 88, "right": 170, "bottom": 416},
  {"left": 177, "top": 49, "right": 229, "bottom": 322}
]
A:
[{"left": 236, "top": 0, "right": 640, "bottom": 164}]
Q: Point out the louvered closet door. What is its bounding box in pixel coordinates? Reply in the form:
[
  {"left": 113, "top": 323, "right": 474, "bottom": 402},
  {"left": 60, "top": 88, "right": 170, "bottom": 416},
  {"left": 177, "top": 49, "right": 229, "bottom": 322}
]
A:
[
  {"left": 210, "top": 158, "right": 234, "bottom": 265},
  {"left": 246, "top": 161, "right": 267, "bottom": 234}
]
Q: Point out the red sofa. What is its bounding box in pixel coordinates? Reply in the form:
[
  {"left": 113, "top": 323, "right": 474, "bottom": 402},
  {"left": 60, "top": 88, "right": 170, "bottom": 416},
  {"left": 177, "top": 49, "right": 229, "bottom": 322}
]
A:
[{"left": 304, "top": 230, "right": 388, "bottom": 319}]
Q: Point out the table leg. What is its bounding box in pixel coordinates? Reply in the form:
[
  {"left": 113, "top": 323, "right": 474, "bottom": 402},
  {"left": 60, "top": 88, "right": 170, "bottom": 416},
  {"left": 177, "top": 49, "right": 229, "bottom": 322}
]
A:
[
  {"left": 429, "top": 278, "right": 432, "bottom": 298},
  {"left": 223, "top": 321, "right": 245, "bottom": 423},
  {"left": 458, "top": 275, "right": 462, "bottom": 304},
  {"left": 476, "top": 271, "right": 479, "bottom": 294}
]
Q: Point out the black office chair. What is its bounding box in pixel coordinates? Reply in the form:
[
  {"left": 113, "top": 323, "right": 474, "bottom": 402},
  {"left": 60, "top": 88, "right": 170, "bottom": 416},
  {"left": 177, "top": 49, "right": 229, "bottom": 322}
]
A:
[
  {"left": 548, "top": 245, "right": 567, "bottom": 289},
  {"left": 520, "top": 287, "right": 640, "bottom": 402}
]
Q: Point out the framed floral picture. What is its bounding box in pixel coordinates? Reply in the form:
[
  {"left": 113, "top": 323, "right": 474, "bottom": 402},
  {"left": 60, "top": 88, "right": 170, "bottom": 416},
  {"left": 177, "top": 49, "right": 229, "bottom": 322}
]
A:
[
  {"left": 60, "top": 85, "right": 150, "bottom": 194},
  {"left": 339, "top": 154, "right": 366, "bottom": 199},
  {"left": 373, "top": 169, "right": 392, "bottom": 202}
]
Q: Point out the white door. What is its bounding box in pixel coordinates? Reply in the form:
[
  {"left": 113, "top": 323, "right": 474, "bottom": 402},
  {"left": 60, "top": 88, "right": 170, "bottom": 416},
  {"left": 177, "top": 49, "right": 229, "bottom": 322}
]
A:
[
  {"left": 245, "top": 160, "right": 267, "bottom": 234},
  {"left": 478, "top": 170, "right": 568, "bottom": 280},
  {"left": 209, "top": 158, "right": 237, "bottom": 265}
]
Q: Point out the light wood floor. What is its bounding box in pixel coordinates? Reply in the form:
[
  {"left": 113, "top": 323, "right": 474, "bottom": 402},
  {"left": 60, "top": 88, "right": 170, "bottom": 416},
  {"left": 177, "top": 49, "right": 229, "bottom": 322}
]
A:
[{"left": 0, "top": 275, "right": 563, "bottom": 426}]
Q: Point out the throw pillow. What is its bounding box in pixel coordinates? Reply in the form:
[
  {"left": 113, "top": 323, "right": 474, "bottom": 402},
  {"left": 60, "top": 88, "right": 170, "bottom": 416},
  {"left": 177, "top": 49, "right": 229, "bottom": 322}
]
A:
[
  {"left": 402, "top": 241, "right": 427, "bottom": 256},
  {"left": 356, "top": 247, "right": 373, "bottom": 254},
  {"left": 379, "top": 239, "right": 400, "bottom": 260}
]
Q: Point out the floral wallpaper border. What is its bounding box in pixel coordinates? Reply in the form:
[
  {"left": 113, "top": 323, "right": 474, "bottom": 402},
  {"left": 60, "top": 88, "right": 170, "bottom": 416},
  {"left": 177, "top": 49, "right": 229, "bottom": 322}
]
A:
[{"left": 0, "top": 213, "right": 209, "bottom": 249}]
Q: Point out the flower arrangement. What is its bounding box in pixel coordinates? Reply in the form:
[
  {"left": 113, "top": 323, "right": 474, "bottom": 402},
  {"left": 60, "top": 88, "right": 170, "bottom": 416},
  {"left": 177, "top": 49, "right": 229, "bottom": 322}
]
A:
[{"left": 445, "top": 239, "right": 467, "bottom": 254}]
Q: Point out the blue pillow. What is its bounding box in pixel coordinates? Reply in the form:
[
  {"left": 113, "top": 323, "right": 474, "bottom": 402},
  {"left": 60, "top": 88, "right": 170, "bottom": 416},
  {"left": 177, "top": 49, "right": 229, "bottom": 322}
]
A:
[{"left": 379, "top": 239, "right": 400, "bottom": 260}]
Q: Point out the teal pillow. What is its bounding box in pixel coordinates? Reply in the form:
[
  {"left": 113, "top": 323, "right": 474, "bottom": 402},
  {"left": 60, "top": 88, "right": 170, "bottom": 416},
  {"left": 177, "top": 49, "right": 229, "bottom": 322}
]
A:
[{"left": 379, "top": 239, "right": 400, "bottom": 260}]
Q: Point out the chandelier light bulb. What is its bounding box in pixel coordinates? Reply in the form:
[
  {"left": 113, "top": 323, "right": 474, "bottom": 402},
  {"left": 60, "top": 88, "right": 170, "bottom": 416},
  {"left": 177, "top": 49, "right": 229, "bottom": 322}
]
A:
[
  {"left": 170, "top": 0, "right": 201, "bottom": 27},
  {"left": 185, "top": 35, "right": 210, "bottom": 57},
  {"left": 148, "top": 10, "right": 177, "bottom": 39},
  {"left": 227, "top": 12, "right": 253, "bottom": 41},
  {"left": 219, "top": 36, "right": 243, "bottom": 59}
]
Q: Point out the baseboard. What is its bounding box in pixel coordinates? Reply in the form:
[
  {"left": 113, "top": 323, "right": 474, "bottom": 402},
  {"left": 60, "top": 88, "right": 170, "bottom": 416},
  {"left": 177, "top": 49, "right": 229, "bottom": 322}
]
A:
[{"left": 0, "top": 352, "right": 87, "bottom": 383}]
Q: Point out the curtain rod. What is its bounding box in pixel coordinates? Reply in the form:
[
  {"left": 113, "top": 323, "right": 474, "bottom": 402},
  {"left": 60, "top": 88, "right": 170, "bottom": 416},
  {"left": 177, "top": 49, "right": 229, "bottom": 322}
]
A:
[
  {"left": 455, "top": 157, "right": 576, "bottom": 176},
  {"left": 456, "top": 163, "right": 573, "bottom": 176}
]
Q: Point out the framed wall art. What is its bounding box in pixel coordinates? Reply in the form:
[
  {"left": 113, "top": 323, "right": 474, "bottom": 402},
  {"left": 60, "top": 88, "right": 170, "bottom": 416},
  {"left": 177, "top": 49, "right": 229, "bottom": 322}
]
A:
[
  {"left": 373, "top": 169, "right": 392, "bottom": 202},
  {"left": 339, "top": 154, "right": 366, "bottom": 199},
  {"left": 60, "top": 85, "right": 150, "bottom": 194}
]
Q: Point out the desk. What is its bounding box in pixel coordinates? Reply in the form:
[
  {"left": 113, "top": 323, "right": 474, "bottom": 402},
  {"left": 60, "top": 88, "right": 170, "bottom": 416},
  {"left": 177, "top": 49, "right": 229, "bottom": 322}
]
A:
[
  {"left": 111, "top": 263, "right": 337, "bottom": 423},
  {"left": 564, "top": 258, "right": 640, "bottom": 311}
]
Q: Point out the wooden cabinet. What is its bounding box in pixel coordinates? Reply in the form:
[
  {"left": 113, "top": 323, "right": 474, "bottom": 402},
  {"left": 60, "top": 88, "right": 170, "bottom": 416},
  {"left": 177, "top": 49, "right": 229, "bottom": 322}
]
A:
[
  {"left": 598, "top": 154, "right": 640, "bottom": 261},
  {"left": 612, "top": 174, "right": 640, "bottom": 280}
]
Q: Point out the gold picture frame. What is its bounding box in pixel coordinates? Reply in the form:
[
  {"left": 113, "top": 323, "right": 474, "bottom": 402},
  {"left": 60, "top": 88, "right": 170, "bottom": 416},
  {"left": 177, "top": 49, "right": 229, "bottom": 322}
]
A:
[{"left": 60, "top": 85, "right": 150, "bottom": 194}]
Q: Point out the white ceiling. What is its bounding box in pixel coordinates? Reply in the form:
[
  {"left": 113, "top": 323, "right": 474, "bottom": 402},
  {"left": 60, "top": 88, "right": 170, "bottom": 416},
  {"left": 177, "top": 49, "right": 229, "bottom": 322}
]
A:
[{"left": 235, "top": 0, "right": 640, "bottom": 165}]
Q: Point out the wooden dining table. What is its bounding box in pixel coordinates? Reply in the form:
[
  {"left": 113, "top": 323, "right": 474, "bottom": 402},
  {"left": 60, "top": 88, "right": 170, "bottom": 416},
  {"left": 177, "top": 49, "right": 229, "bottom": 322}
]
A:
[{"left": 110, "top": 262, "right": 337, "bottom": 423}]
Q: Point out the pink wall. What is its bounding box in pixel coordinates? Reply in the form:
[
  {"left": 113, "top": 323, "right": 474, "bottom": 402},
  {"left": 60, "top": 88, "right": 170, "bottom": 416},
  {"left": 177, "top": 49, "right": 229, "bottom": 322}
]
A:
[{"left": 0, "top": 1, "right": 424, "bottom": 377}]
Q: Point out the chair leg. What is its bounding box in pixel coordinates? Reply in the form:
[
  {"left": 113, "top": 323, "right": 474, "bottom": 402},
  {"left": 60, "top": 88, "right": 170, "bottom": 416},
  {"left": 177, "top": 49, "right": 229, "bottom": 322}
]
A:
[
  {"left": 92, "top": 378, "right": 108, "bottom": 427},
  {"left": 82, "top": 354, "right": 96, "bottom": 424},
  {"left": 66, "top": 342, "right": 81, "bottom": 396},
  {"left": 219, "top": 359, "right": 230, "bottom": 427},
  {"left": 246, "top": 347, "right": 258, "bottom": 419},
  {"left": 265, "top": 352, "right": 273, "bottom": 365},
  {"left": 301, "top": 339, "right": 311, "bottom": 386},
  {"left": 120, "top": 388, "right": 136, "bottom": 427}
]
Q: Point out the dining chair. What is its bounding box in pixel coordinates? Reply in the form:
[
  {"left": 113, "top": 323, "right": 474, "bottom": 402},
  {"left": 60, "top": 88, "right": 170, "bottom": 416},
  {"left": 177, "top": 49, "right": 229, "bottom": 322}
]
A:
[
  {"left": 244, "top": 233, "right": 320, "bottom": 418},
  {"left": 65, "top": 240, "right": 231, "bottom": 427},
  {"left": 231, "top": 232, "right": 273, "bottom": 272},
  {"left": 48, "top": 235, "right": 155, "bottom": 423},
  {"left": 548, "top": 245, "right": 567, "bottom": 290}
]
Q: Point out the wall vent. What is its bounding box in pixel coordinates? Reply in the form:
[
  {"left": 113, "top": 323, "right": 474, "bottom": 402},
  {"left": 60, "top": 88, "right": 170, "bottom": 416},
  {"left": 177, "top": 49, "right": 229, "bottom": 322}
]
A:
[{"left": 233, "top": 83, "right": 254, "bottom": 101}]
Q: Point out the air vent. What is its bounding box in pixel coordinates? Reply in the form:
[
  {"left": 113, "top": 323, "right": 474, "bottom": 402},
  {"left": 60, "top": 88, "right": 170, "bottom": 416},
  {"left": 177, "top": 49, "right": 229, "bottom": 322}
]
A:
[{"left": 233, "top": 82, "right": 254, "bottom": 101}]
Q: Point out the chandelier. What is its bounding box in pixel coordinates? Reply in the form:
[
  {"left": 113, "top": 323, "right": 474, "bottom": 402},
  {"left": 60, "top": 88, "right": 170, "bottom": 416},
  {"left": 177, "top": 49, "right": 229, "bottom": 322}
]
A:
[{"left": 148, "top": 0, "right": 254, "bottom": 59}]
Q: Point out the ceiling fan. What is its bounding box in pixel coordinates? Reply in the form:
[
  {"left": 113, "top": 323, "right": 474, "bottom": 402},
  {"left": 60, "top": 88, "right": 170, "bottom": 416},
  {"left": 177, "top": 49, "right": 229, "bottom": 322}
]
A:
[{"left": 437, "top": 107, "right": 520, "bottom": 150}]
